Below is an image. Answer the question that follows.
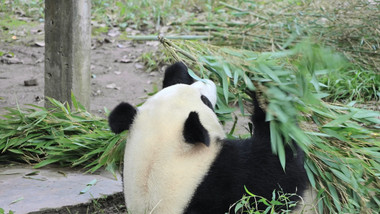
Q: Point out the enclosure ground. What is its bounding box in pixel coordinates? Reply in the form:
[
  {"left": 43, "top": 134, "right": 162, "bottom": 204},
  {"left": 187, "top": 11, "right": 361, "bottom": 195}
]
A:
[{"left": 0, "top": 39, "right": 161, "bottom": 116}]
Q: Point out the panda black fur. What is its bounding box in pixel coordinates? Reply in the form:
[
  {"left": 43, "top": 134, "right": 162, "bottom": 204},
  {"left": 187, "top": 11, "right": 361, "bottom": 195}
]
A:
[{"left": 109, "top": 62, "right": 310, "bottom": 214}]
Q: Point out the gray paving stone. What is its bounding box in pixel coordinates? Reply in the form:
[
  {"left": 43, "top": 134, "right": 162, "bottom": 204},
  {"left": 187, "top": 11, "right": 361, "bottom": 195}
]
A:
[{"left": 0, "top": 164, "right": 122, "bottom": 214}]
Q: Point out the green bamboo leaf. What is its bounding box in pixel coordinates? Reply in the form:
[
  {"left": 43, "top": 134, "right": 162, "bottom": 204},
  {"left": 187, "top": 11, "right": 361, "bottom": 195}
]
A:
[
  {"left": 268, "top": 103, "right": 289, "bottom": 123},
  {"left": 71, "top": 92, "right": 79, "bottom": 111},
  {"left": 23, "top": 148, "right": 44, "bottom": 154},
  {"left": 234, "top": 202, "right": 244, "bottom": 213},
  {"left": 27, "top": 110, "right": 48, "bottom": 118},
  {"left": 233, "top": 68, "right": 239, "bottom": 87},
  {"left": 9, "top": 197, "right": 24, "bottom": 205},
  {"left": 46, "top": 97, "right": 69, "bottom": 114},
  {"left": 270, "top": 121, "right": 278, "bottom": 154},
  {"left": 258, "top": 64, "right": 282, "bottom": 83},
  {"left": 222, "top": 73, "right": 229, "bottom": 103},
  {"left": 187, "top": 68, "right": 203, "bottom": 81},
  {"left": 277, "top": 139, "right": 286, "bottom": 171},
  {"left": 304, "top": 163, "right": 316, "bottom": 188},
  {"left": 352, "top": 109, "right": 380, "bottom": 119},
  {"left": 66, "top": 102, "right": 71, "bottom": 114},
  {"left": 243, "top": 74, "right": 255, "bottom": 90},
  {"left": 322, "top": 128, "right": 349, "bottom": 142},
  {"left": 327, "top": 183, "right": 342, "bottom": 212},
  {"left": 323, "top": 111, "right": 357, "bottom": 127},
  {"left": 317, "top": 189, "right": 325, "bottom": 214},
  {"left": 88, "top": 163, "right": 104, "bottom": 173},
  {"left": 259, "top": 198, "right": 270, "bottom": 206},
  {"left": 220, "top": 47, "right": 244, "bottom": 57},
  {"left": 244, "top": 186, "right": 256, "bottom": 197},
  {"left": 8, "top": 149, "right": 25, "bottom": 155},
  {"left": 222, "top": 63, "right": 232, "bottom": 78},
  {"left": 34, "top": 158, "right": 61, "bottom": 168},
  {"left": 330, "top": 168, "right": 351, "bottom": 184},
  {"left": 237, "top": 94, "right": 244, "bottom": 115}
]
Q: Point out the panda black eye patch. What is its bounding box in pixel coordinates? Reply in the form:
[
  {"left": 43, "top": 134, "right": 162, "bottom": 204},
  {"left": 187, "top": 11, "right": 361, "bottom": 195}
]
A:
[{"left": 201, "top": 95, "right": 213, "bottom": 111}]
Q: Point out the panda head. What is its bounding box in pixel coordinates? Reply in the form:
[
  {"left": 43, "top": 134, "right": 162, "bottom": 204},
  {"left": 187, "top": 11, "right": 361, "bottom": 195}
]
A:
[
  {"left": 108, "top": 62, "right": 225, "bottom": 213},
  {"left": 108, "top": 62, "right": 222, "bottom": 148}
]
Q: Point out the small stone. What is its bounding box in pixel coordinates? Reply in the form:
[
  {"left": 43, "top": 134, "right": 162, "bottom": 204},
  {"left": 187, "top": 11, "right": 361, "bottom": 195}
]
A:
[
  {"left": 135, "top": 63, "right": 144, "bottom": 69},
  {"left": 107, "top": 28, "right": 120, "bottom": 37},
  {"left": 104, "top": 38, "right": 115, "bottom": 43},
  {"left": 24, "top": 79, "right": 38, "bottom": 86},
  {"left": 119, "top": 58, "right": 132, "bottom": 63},
  {"left": 34, "top": 41, "right": 45, "bottom": 47},
  {"left": 106, "top": 83, "right": 117, "bottom": 89}
]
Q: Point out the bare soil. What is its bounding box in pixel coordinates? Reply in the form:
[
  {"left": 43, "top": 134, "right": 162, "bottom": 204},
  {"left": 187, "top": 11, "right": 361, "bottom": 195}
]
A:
[{"left": 0, "top": 37, "right": 162, "bottom": 117}]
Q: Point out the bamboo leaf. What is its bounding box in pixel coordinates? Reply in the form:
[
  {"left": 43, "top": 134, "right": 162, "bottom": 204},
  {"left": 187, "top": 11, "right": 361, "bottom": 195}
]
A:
[
  {"left": 304, "top": 163, "right": 316, "bottom": 188},
  {"left": 323, "top": 111, "right": 357, "bottom": 127},
  {"left": 34, "top": 158, "right": 61, "bottom": 168},
  {"left": 327, "top": 183, "right": 342, "bottom": 212},
  {"left": 330, "top": 168, "right": 351, "bottom": 184}
]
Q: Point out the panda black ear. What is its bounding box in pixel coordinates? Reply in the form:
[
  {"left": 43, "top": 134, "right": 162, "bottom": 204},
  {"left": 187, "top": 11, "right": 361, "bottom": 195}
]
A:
[
  {"left": 163, "top": 62, "right": 194, "bottom": 88},
  {"left": 183, "top": 111, "right": 210, "bottom": 147},
  {"left": 108, "top": 102, "right": 137, "bottom": 134}
]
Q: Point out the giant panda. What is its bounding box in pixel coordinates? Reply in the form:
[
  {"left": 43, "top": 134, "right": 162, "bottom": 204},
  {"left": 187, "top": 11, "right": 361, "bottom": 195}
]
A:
[{"left": 108, "top": 62, "right": 311, "bottom": 214}]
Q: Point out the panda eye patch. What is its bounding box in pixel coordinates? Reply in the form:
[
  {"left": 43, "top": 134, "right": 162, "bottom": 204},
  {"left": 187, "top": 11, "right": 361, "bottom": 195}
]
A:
[{"left": 201, "top": 95, "right": 213, "bottom": 111}]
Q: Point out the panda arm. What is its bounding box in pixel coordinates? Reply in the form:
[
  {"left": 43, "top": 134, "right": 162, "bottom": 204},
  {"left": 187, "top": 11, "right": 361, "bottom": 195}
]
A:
[{"left": 108, "top": 102, "right": 137, "bottom": 134}]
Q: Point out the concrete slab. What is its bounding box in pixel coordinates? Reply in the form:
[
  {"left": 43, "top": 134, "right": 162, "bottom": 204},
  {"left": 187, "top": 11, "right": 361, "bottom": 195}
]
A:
[{"left": 0, "top": 164, "right": 123, "bottom": 214}]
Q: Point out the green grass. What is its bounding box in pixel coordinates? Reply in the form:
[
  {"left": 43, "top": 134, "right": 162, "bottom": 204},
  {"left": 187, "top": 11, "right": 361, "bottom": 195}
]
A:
[
  {"left": 230, "top": 187, "right": 301, "bottom": 214},
  {"left": 292, "top": 43, "right": 380, "bottom": 102},
  {"left": 0, "top": 0, "right": 44, "bottom": 20},
  {"left": 139, "top": 50, "right": 172, "bottom": 73},
  {"left": 0, "top": 14, "right": 37, "bottom": 38},
  {"left": 92, "top": 26, "right": 109, "bottom": 37},
  {"left": 0, "top": 208, "right": 14, "bottom": 214},
  {"left": 0, "top": 17, "right": 29, "bottom": 29}
]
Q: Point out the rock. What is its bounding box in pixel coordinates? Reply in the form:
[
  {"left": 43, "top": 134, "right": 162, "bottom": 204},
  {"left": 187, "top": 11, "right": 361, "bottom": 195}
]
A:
[
  {"left": 1, "top": 56, "right": 23, "bottom": 64},
  {"left": 24, "top": 79, "right": 38, "bottom": 86},
  {"left": 106, "top": 83, "right": 117, "bottom": 89}
]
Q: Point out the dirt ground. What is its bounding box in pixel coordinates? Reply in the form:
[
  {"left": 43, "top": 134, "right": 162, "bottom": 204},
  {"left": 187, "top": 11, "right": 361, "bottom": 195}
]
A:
[{"left": 0, "top": 39, "right": 162, "bottom": 117}]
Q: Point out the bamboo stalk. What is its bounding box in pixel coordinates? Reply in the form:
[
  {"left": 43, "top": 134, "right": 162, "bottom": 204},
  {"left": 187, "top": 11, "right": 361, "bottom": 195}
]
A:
[
  {"left": 219, "top": 1, "right": 269, "bottom": 21},
  {"left": 127, "top": 35, "right": 209, "bottom": 40}
]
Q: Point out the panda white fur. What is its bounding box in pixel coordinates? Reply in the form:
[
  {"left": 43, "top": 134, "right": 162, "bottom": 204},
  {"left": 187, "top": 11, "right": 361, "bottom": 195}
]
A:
[{"left": 109, "top": 62, "right": 311, "bottom": 214}]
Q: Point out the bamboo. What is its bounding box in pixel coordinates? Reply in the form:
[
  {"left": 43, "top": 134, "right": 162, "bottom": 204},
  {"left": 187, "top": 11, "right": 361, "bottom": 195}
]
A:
[{"left": 127, "top": 35, "right": 209, "bottom": 40}]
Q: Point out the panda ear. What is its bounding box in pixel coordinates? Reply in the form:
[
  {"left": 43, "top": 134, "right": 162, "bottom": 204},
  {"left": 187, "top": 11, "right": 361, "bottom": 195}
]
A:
[
  {"left": 108, "top": 102, "right": 137, "bottom": 134},
  {"left": 183, "top": 111, "right": 210, "bottom": 147},
  {"left": 163, "top": 62, "right": 194, "bottom": 88}
]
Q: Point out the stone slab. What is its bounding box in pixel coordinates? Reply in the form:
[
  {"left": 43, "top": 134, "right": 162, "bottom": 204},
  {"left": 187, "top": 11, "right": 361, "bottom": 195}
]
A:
[{"left": 0, "top": 164, "right": 122, "bottom": 214}]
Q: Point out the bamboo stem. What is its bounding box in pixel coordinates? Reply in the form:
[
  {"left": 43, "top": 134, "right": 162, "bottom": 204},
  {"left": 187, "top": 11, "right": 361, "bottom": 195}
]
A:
[{"left": 127, "top": 35, "right": 209, "bottom": 40}]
